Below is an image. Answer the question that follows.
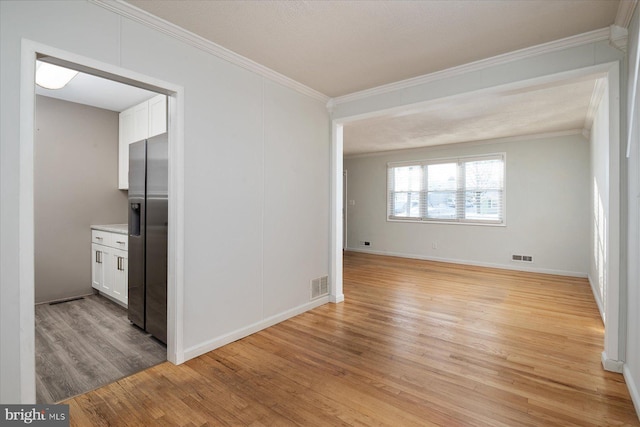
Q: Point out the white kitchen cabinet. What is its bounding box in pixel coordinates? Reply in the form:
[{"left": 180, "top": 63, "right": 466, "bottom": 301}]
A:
[
  {"left": 110, "top": 249, "right": 128, "bottom": 305},
  {"left": 91, "top": 243, "right": 108, "bottom": 290},
  {"left": 132, "top": 102, "right": 149, "bottom": 143},
  {"left": 91, "top": 229, "right": 128, "bottom": 306},
  {"left": 118, "top": 94, "right": 167, "bottom": 189},
  {"left": 148, "top": 94, "right": 167, "bottom": 138}
]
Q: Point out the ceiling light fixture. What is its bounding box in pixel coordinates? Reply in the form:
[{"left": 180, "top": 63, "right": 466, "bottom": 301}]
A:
[{"left": 35, "top": 62, "right": 79, "bottom": 90}]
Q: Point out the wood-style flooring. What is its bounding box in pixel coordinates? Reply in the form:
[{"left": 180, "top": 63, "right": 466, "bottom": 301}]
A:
[
  {"left": 64, "top": 252, "right": 639, "bottom": 425},
  {"left": 36, "top": 294, "right": 166, "bottom": 403}
]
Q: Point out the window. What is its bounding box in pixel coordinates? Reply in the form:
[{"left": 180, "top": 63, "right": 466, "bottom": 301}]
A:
[{"left": 387, "top": 154, "right": 505, "bottom": 224}]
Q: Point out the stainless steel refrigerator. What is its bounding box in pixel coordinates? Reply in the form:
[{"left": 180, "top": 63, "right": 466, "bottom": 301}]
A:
[{"left": 128, "top": 133, "right": 168, "bottom": 344}]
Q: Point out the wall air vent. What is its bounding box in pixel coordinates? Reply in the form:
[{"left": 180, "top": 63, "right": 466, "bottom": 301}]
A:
[
  {"left": 311, "top": 276, "right": 329, "bottom": 300},
  {"left": 512, "top": 254, "right": 533, "bottom": 262}
]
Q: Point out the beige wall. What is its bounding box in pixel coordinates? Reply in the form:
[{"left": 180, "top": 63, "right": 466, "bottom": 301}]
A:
[{"left": 35, "top": 95, "right": 128, "bottom": 304}]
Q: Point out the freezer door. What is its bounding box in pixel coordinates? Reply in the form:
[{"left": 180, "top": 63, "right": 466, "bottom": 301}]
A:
[
  {"left": 145, "top": 134, "right": 168, "bottom": 344},
  {"left": 128, "top": 140, "right": 146, "bottom": 329}
]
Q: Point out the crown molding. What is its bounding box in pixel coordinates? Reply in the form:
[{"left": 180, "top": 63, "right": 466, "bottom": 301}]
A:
[
  {"left": 89, "top": 0, "right": 330, "bottom": 103},
  {"left": 615, "top": 0, "right": 638, "bottom": 28},
  {"left": 332, "top": 28, "right": 611, "bottom": 106},
  {"left": 609, "top": 25, "right": 629, "bottom": 52}
]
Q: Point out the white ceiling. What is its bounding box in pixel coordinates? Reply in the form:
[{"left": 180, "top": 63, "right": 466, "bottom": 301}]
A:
[
  {"left": 35, "top": 61, "right": 158, "bottom": 112},
  {"left": 127, "top": 0, "right": 619, "bottom": 97},
  {"left": 343, "top": 74, "right": 603, "bottom": 155},
  {"left": 122, "top": 0, "right": 623, "bottom": 154},
  {"left": 37, "top": 1, "right": 625, "bottom": 154}
]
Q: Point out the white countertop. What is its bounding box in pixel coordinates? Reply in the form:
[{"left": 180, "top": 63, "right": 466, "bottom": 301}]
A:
[{"left": 91, "top": 224, "right": 128, "bottom": 235}]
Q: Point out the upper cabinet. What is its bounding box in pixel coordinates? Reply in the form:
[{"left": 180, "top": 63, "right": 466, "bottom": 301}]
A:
[
  {"left": 118, "top": 94, "right": 167, "bottom": 190},
  {"left": 148, "top": 94, "right": 167, "bottom": 138}
]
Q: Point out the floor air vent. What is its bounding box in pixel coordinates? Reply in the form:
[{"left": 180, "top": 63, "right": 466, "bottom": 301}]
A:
[
  {"left": 49, "top": 296, "right": 85, "bottom": 305},
  {"left": 311, "top": 276, "right": 329, "bottom": 300}
]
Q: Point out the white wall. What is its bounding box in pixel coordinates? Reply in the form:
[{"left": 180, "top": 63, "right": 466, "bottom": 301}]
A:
[
  {"left": 344, "top": 134, "right": 590, "bottom": 276},
  {"left": 0, "top": 0, "right": 329, "bottom": 402},
  {"left": 624, "top": 4, "right": 640, "bottom": 418}
]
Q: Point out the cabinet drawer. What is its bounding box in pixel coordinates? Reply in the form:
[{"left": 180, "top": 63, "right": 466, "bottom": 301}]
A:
[
  {"left": 92, "top": 230, "right": 112, "bottom": 246},
  {"left": 111, "top": 235, "right": 128, "bottom": 251}
]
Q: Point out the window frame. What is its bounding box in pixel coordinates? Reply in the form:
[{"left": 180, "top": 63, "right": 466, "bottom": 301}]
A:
[{"left": 387, "top": 153, "right": 506, "bottom": 226}]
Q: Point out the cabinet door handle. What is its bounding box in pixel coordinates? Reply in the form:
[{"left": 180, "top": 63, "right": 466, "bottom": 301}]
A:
[
  {"left": 95, "top": 236, "right": 103, "bottom": 240},
  {"left": 116, "top": 241, "right": 125, "bottom": 245},
  {"left": 96, "top": 251, "right": 102, "bottom": 264}
]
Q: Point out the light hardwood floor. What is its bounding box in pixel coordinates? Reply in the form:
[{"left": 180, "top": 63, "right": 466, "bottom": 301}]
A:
[
  {"left": 64, "top": 252, "right": 639, "bottom": 426},
  {"left": 36, "top": 294, "right": 166, "bottom": 403}
]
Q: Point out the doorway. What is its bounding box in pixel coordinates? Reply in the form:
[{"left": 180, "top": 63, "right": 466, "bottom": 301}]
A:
[
  {"left": 330, "top": 62, "right": 625, "bottom": 372},
  {"left": 33, "top": 60, "right": 171, "bottom": 402},
  {"left": 18, "top": 40, "right": 185, "bottom": 403}
]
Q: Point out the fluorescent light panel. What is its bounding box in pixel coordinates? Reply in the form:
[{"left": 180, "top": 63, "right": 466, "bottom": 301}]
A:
[{"left": 36, "top": 62, "right": 79, "bottom": 90}]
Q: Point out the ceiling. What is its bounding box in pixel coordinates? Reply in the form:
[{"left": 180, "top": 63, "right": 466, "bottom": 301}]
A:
[
  {"left": 343, "top": 74, "right": 603, "bottom": 155},
  {"left": 38, "top": 1, "right": 625, "bottom": 154},
  {"left": 35, "top": 61, "right": 158, "bottom": 112},
  {"left": 122, "top": 0, "right": 623, "bottom": 154},
  {"left": 127, "top": 0, "right": 619, "bottom": 97}
]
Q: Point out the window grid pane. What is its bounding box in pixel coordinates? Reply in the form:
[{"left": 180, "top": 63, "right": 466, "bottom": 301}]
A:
[
  {"left": 387, "top": 155, "right": 504, "bottom": 224},
  {"left": 463, "top": 159, "right": 504, "bottom": 221}
]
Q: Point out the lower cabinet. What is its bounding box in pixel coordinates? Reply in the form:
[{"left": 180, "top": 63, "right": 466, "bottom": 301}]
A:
[
  {"left": 110, "top": 249, "right": 128, "bottom": 304},
  {"left": 91, "top": 230, "right": 128, "bottom": 306}
]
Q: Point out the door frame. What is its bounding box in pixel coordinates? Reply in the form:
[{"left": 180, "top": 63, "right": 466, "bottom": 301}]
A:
[
  {"left": 19, "top": 39, "right": 185, "bottom": 402},
  {"left": 329, "top": 61, "right": 625, "bottom": 371}
]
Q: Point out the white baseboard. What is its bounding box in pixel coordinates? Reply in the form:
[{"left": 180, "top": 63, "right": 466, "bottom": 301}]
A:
[
  {"left": 601, "top": 351, "right": 624, "bottom": 373},
  {"left": 346, "top": 247, "right": 588, "bottom": 278},
  {"left": 330, "top": 293, "right": 345, "bottom": 303},
  {"left": 588, "top": 274, "right": 605, "bottom": 322},
  {"left": 623, "top": 364, "right": 640, "bottom": 421},
  {"left": 183, "top": 296, "right": 329, "bottom": 361}
]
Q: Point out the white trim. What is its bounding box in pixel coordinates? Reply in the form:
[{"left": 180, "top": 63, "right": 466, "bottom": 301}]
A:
[
  {"left": 588, "top": 274, "right": 605, "bottom": 322},
  {"left": 627, "top": 18, "right": 640, "bottom": 158},
  {"left": 167, "top": 87, "right": 186, "bottom": 364},
  {"left": 609, "top": 25, "right": 629, "bottom": 52},
  {"left": 601, "top": 351, "right": 624, "bottom": 373},
  {"left": 584, "top": 78, "right": 607, "bottom": 133},
  {"left": 330, "top": 122, "right": 345, "bottom": 304},
  {"left": 332, "top": 28, "right": 611, "bottom": 106},
  {"left": 18, "top": 40, "right": 186, "bottom": 401},
  {"left": 604, "top": 62, "right": 623, "bottom": 363},
  {"left": 615, "top": 0, "right": 639, "bottom": 28},
  {"left": 345, "top": 248, "right": 588, "bottom": 278},
  {"left": 183, "top": 296, "right": 330, "bottom": 360},
  {"left": 19, "top": 40, "right": 37, "bottom": 404},
  {"left": 343, "top": 170, "right": 348, "bottom": 251},
  {"left": 623, "top": 364, "right": 640, "bottom": 421},
  {"left": 89, "top": 0, "right": 329, "bottom": 104}
]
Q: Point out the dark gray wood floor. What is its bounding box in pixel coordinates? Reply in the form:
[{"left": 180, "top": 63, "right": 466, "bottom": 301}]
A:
[{"left": 35, "top": 294, "right": 166, "bottom": 403}]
